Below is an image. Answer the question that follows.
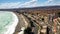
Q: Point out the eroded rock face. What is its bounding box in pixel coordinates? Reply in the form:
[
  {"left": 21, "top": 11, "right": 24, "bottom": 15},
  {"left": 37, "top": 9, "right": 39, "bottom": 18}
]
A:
[{"left": 0, "top": 11, "right": 18, "bottom": 34}]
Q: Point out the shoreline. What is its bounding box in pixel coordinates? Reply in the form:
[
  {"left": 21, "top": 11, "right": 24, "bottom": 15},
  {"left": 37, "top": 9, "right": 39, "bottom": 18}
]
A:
[{"left": 4, "top": 12, "right": 19, "bottom": 34}]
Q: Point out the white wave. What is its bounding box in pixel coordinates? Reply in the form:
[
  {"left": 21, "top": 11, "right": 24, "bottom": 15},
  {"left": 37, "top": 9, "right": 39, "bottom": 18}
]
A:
[{"left": 0, "top": 11, "right": 18, "bottom": 34}]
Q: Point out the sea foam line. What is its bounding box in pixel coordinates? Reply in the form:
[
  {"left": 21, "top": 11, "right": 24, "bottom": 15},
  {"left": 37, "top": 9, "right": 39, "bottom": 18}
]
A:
[{"left": 4, "top": 12, "right": 18, "bottom": 34}]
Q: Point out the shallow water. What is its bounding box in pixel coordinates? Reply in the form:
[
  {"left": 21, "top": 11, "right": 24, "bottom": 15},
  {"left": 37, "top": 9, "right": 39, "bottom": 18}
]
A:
[{"left": 0, "top": 11, "right": 18, "bottom": 34}]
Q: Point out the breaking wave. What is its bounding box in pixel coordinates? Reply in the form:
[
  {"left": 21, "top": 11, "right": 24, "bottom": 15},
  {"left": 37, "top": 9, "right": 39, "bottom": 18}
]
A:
[{"left": 0, "top": 11, "right": 18, "bottom": 34}]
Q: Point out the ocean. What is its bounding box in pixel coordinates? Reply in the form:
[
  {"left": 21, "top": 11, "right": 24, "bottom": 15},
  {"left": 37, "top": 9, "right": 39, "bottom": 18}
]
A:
[{"left": 0, "top": 11, "right": 18, "bottom": 34}]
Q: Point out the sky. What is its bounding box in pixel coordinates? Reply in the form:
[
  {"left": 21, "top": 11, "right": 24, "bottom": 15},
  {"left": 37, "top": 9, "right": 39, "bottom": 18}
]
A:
[{"left": 0, "top": 0, "right": 60, "bottom": 9}]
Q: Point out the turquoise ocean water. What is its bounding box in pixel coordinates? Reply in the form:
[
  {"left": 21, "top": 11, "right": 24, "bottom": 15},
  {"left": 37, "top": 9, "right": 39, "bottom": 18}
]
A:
[{"left": 0, "top": 11, "right": 18, "bottom": 34}]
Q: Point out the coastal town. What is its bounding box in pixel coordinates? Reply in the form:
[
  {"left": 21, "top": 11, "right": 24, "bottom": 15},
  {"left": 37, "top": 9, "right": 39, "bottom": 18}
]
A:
[
  {"left": 0, "top": 6, "right": 60, "bottom": 34},
  {"left": 12, "top": 6, "right": 60, "bottom": 34}
]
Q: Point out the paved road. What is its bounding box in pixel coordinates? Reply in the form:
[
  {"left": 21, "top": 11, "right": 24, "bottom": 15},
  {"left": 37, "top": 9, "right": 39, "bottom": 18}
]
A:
[{"left": 13, "top": 13, "right": 30, "bottom": 34}]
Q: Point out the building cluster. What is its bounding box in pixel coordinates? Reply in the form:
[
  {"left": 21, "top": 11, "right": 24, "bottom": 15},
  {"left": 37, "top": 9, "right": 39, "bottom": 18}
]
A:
[
  {"left": 21, "top": 12, "right": 60, "bottom": 34},
  {"left": 13, "top": 6, "right": 60, "bottom": 34}
]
